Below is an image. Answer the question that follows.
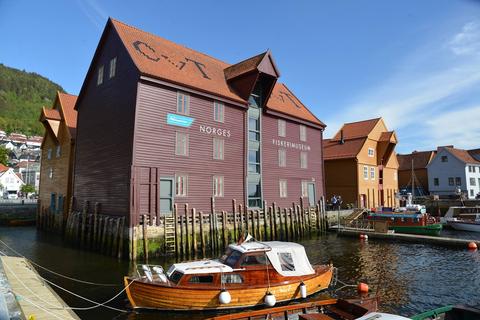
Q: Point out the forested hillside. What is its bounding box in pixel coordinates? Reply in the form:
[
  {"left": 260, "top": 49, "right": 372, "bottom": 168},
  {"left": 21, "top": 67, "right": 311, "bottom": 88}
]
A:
[{"left": 0, "top": 64, "right": 65, "bottom": 136}]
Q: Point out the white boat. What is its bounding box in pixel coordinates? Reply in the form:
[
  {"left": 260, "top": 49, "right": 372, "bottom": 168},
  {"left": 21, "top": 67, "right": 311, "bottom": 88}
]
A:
[
  {"left": 356, "top": 313, "right": 411, "bottom": 320},
  {"left": 447, "top": 214, "right": 480, "bottom": 232}
]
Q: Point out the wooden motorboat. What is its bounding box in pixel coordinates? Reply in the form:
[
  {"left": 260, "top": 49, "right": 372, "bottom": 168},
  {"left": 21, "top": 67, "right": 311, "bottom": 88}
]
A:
[
  {"left": 447, "top": 214, "right": 480, "bottom": 233},
  {"left": 124, "top": 239, "right": 334, "bottom": 310},
  {"left": 207, "top": 296, "right": 379, "bottom": 320}
]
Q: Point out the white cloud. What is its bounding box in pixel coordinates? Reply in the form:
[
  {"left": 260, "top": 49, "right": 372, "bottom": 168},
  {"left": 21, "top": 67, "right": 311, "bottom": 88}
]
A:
[{"left": 324, "top": 20, "right": 480, "bottom": 153}]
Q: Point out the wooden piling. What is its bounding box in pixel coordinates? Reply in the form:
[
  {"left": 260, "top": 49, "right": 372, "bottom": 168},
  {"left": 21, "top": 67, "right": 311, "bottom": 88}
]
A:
[
  {"left": 173, "top": 204, "right": 179, "bottom": 257},
  {"left": 81, "top": 201, "right": 88, "bottom": 247},
  {"left": 199, "top": 211, "right": 206, "bottom": 257},
  {"left": 272, "top": 202, "right": 278, "bottom": 240},
  {"left": 118, "top": 217, "right": 125, "bottom": 259},
  {"left": 232, "top": 199, "right": 237, "bottom": 240},
  {"left": 268, "top": 206, "right": 273, "bottom": 241},
  {"left": 256, "top": 210, "right": 261, "bottom": 240},
  {"left": 222, "top": 211, "right": 228, "bottom": 248},
  {"left": 244, "top": 205, "right": 249, "bottom": 234},
  {"left": 278, "top": 206, "right": 284, "bottom": 240},
  {"left": 316, "top": 202, "right": 321, "bottom": 233},
  {"left": 180, "top": 215, "right": 185, "bottom": 257},
  {"left": 184, "top": 204, "right": 190, "bottom": 258},
  {"left": 238, "top": 204, "right": 244, "bottom": 235},
  {"left": 283, "top": 208, "right": 289, "bottom": 241},
  {"left": 263, "top": 206, "right": 268, "bottom": 241},
  {"left": 101, "top": 216, "right": 108, "bottom": 253},
  {"left": 112, "top": 218, "right": 120, "bottom": 257},
  {"left": 192, "top": 208, "right": 197, "bottom": 255}
]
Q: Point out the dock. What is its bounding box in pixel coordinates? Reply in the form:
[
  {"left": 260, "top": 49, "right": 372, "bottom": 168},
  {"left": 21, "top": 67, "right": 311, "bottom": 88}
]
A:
[
  {"left": 336, "top": 227, "right": 480, "bottom": 249},
  {"left": 0, "top": 256, "right": 80, "bottom": 320}
]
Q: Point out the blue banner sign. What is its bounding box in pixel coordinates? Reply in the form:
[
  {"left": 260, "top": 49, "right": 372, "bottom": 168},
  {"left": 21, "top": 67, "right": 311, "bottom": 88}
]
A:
[{"left": 166, "top": 113, "right": 195, "bottom": 127}]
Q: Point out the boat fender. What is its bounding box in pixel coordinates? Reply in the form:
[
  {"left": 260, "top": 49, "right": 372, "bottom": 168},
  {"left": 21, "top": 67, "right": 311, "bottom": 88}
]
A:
[
  {"left": 219, "top": 289, "right": 231, "bottom": 304},
  {"left": 264, "top": 292, "right": 276, "bottom": 307},
  {"left": 357, "top": 282, "right": 369, "bottom": 293},
  {"left": 299, "top": 282, "right": 307, "bottom": 298},
  {"left": 468, "top": 242, "right": 478, "bottom": 251},
  {"left": 142, "top": 265, "right": 153, "bottom": 282}
]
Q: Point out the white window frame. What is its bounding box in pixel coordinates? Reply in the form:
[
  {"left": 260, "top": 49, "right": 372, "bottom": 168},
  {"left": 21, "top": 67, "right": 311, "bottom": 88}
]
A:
[
  {"left": 175, "top": 132, "right": 189, "bottom": 156},
  {"left": 213, "top": 176, "right": 224, "bottom": 197},
  {"left": 278, "top": 149, "right": 286, "bottom": 167},
  {"left": 278, "top": 119, "right": 286, "bottom": 137},
  {"left": 49, "top": 167, "right": 53, "bottom": 179},
  {"left": 175, "top": 174, "right": 188, "bottom": 197},
  {"left": 299, "top": 125, "right": 307, "bottom": 142},
  {"left": 213, "top": 138, "right": 224, "bottom": 160},
  {"left": 370, "top": 167, "right": 375, "bottom": 180},
  {"left": 213, "top": 101, "right": 224, "bottom": 123},
  {"left": 368, "top": 148, "right": 374, "bottom": 157},
  {"left": 470, "top": 177, "right": 476, "bottom": 186},
  {"left": 47, "top": 148, "right": 52, "bottom": 160},
  {"left": 109, "top": 57, "right": 117, "bottom": 79},
  {"left": 363, "top": 166, "right": 368, "bottom": 180},
  {"left": 97, "top": 65, "right": 104, "bottom": 86},
  {"left": 301, "top": 181, "right": 309, "bottom": 197},
  {"left": 279, "top": 179, "right": 288, "bottom": 198},
  {"left": 300, "top": 152, "right": 308, "bottom": 169},
  {"left": 56, "top": 145, "right": 61, "bottom": 158},
  {"left": 177, "top": 91, "right": 190, "bottom": 115}
]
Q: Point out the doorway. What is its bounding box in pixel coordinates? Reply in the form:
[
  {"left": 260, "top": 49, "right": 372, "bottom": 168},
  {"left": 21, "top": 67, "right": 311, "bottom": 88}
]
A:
[
  {"left": 159, "top": 178, "right": 174, "bottom": 215},
  {"left": 307, "top": 183, "right": 316, "bottom": 207}
]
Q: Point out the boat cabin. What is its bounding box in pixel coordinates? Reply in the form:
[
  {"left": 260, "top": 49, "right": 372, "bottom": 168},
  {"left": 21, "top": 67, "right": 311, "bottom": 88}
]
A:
[
  {"left": 163, "top": 241, "right": 315, "bottom": 287},
  {"left": 368, "top": 212, "right": 429, "bottom": 227}
]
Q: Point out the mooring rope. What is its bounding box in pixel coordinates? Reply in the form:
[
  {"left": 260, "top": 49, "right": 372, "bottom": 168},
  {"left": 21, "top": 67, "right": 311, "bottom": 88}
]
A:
[
  {"left": 0, "top": 239, "right": 120, "bottom": 286},
  {"left": 8, "top": 289, "right": 66, "bottom": 320}
]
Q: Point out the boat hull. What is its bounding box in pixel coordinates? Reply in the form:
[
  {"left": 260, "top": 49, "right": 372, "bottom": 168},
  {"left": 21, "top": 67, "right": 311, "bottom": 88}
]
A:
[
  {"left": 447, "top": 221, "right": 480, "bottom": 233},
  {"left": 390, "top": 224, "right": 442, "bottom": 236},
  {"left": 124, "top": 265, "right": 334, "bottom": 310}
]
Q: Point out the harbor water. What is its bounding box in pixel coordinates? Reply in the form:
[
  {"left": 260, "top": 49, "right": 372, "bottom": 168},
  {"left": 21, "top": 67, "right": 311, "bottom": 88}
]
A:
[{"left": 0, "top": 226, "right": 479, "bottom": 319}]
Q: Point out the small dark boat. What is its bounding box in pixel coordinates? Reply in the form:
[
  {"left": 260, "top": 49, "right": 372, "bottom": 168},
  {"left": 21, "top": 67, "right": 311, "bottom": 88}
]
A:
[{"left": 411, "top": 305, "right": 480, "bottom": 320}]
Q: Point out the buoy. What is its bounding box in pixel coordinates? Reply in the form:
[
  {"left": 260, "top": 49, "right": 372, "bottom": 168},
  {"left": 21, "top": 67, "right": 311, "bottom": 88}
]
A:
[
  {"left": 299, "top": 282, "right": 307, "bottom": 298},
  {"left": 264, "top": 292, "right": 276, "bottom": 307},
  {"left": 359, "top": 234, "right": 365, "bottom": 239},
  {"left": 468, "top": 242, "right": 478, "bottom": 250},
  {"left": 363, "top": 235, "right": 368, "bottom": 240},
  {"left": 219, "top": 289, "right": 231, "bottom": 304},
  {"left": 357, "top": 282, "right": 369, "bottom": 293}
]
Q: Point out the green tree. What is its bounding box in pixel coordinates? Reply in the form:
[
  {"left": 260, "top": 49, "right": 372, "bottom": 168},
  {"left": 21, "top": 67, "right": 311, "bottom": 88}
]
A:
[
  {"left": 0, "top": 146, "right": 8, "bottom": 166},
  {"left": 21, "top": 184, "right": 36, "bottom": 194}
]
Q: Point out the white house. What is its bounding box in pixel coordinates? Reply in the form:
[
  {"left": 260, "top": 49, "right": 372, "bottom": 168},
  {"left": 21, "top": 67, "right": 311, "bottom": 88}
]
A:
[
  {"left": 427, "top": 146, "right": 480, "bottom": 199},
  {"left": 0, "top": 164, "right": 24, "bottom": 198}
]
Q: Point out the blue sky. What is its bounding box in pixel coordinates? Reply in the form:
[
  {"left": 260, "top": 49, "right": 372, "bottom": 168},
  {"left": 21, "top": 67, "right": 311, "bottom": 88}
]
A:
[{"left": 1, "top": 1, "right": 479, "bottom": 153}]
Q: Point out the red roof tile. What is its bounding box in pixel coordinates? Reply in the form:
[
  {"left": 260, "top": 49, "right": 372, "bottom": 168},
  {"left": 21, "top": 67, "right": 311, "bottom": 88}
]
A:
[
  {"left": 398, "top": 151, "right": 436, "bottom": 170},
  {"left": 41, "top": 107, "right": 61, "bottom": 121},
  {"left": 58, "top": 92, "right": 78, "bottom": 137},
  {"left": 323, "top": 138, "right": 366, "bottom": 160},
  {"left": 0, "top": 164, "right": 9, "bottom": 172},
  {"left": 445, "top": 147, "right": 480, "bottom": 164},
  {"left": 332, "top": 118, "right": 381, "bottom": 141},
  {"left": 110, "top": 19, "right": 322, "bottom": 127}
]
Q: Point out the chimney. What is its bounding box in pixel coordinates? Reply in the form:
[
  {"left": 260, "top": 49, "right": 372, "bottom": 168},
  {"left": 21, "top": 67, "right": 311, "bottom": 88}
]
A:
[{"left": 340, "top": 130, "right": 345, "bottom": 144}]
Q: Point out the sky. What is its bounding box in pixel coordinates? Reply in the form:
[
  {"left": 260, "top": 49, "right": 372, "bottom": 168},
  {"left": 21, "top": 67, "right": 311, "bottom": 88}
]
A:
[{"left": 1, "top": 0, "right": 479, "bottom": 153}]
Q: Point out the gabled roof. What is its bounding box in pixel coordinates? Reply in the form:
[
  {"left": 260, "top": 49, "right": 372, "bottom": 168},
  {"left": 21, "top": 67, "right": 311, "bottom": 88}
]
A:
[
  {"left": 323, "top": 137, "right": 366, "bottom": 160},
  {"left": 108, "top": 19, "right": 323, "bottom": 127},
  {"left": 41, "top": 108, "right": 61, "bottom": 121},
  {"left": 469, "top": 148, "right": 480, "bottom": 161},
  {"left": 398, "top": 150, "right": 436, "bottom": 171},
  {"left": 331, "top": 118, "right": 381, "bottom": 141},
  {"left": 444, "top": 147, "right": 480, "bottom": 164},
  {"left": 57, "top": 92, "right": 78, "bottom": 137}
]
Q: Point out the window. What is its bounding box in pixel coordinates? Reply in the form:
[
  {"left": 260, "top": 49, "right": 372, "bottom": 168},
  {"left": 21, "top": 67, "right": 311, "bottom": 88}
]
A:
[
  {"left": 97, "top": 65, "right": 104, "bottom": 85},
  {"left": 248, "top": 114, "right": 260, "bottom": 141},
  {"left": 189, "top": 275, "right": 213, "bottom": 283},
  {"left": 109, "top": 57, "right": 116, "bottom": 79},
  {"left": 278, "top": 119, "right": 286, "bottom": 137},
  {"left": 441, "top": 156, "right": 448, "bottom": 162},
  {"left": 248, "top": 182, "right": 262, "bottom": 207},
  {"left": 370, "top": 167, "right": 375, "bottom": 180},
  {"left": 301, "top": 181, "right": 309, "bottom": 197},
  {"left": 56, "top": 145, "right": 61, "bottom": 158},
  {"left": 455, "top": 177, "right": 462, "bottom": 186},
  {"left": 175, "top": 175, "right": 188, "bottom": 196},
  {"left": 278, "top": 149, "right": 286, "bottom": 167},
  {"left": 448, "top": 177, "right": 454, "bottom": 186},
  {"left": 368, "top": 148, "right": 375, "bottom": 157},
  {"left": 363, "top": 166, "right": 368, "bottom": 180},
  {"left": 278, "top": 252, "right": 295, "bottom": 271},
  {"left": 434, "top": 178, "right": 439, "bottom": 186},
  {"left": 470, "top": 178, "right": 476, "bottom": 186},
  {"left": 213, "top": 138, "right": 224, "bottom": 160},
  {"left": 221, "top": 274, "right": 243, "bottom": 284},
  {"left": 169, "top": 271, "right": 183, "bottom": 284},
  {"left": 241, "top": 254, "right": 269, "bottom": 266},
  {"left": 248, "top": 149, "right": 260, "bottom": 173},
  {"left": 470, "top": 189, "right": 475, "bottom": 197},
  {"left": 47, "top": 148, "right": 52, "bottom": 160},
  {"left": 49, "top": 168, "right": 53, "bottom": 179},
  {"left": 175, "top": 132, "right": 189, "bottom": 156},
  {"left": 213, "top": 101, "right": 224, "bottom": 122},
  {"left": 223, "top": 250, "right": 242, "bottom": 267},
  {"left": 177, "top": 91, "right": 190, "bottom": 115},
  {"left": 468, "top": 166, "right": 473, "bottom": 173},
  {"left": 279, "top": 180, "right": 287, "bottom": 198},
  {"left": 213, "top": 176, "right": 224, "bottom": 197},
  {"left": 299, "top": 125, "right": 307, "bottom": 142},
  {"left": 300, "top": 152, "right": 308, "bottom": 169}
]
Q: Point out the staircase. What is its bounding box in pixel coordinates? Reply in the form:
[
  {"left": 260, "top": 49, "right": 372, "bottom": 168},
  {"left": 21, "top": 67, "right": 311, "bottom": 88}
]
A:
[
  {"left": 344, "top": 208, "right": 368, "bottom": 223},
  {"left": 164, "top": 215, "right": 176, "bottom": 254}
]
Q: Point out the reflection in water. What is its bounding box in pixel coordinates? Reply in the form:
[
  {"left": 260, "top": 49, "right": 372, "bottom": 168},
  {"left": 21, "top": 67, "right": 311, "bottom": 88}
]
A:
[{"left": 0, "top": 227, "right": 479, "bottom": 319}]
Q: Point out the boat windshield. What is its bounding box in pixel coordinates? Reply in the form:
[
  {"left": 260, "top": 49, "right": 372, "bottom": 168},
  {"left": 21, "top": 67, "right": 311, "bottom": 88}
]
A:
[{"left": 220, "top": 249, "right": 242, "bottom": 268}]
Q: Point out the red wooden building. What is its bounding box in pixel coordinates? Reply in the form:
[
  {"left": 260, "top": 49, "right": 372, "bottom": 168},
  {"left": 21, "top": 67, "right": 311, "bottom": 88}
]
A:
[{"left": 73, "top": 18, "right": 326, "bottom": 227}]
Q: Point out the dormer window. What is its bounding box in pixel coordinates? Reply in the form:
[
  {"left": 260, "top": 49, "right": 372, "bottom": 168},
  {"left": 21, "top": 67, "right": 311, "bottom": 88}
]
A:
[{"left": 368, "top": 148, "right": 374, "bottom": 157}]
